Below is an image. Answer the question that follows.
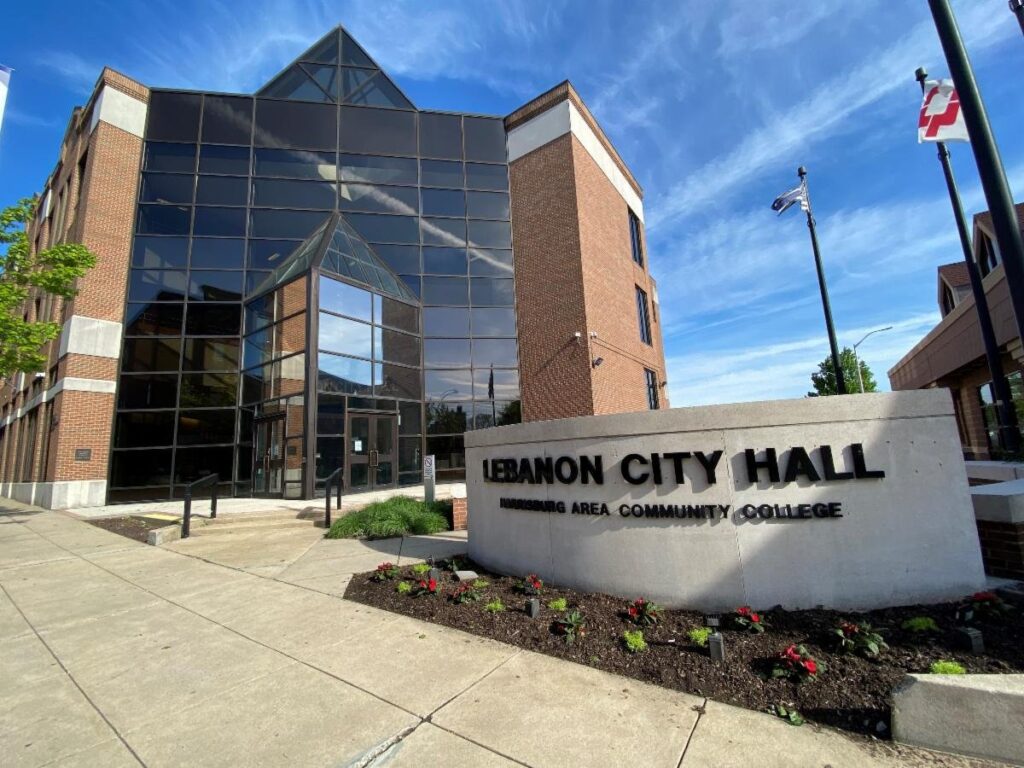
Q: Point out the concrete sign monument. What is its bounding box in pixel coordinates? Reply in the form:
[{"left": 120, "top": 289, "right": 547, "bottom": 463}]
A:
[{"left": 464, "top": 390, "right": 985, "bottom": 610}]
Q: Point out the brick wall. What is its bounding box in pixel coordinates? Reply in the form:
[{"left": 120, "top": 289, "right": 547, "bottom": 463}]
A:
[
  {"left": 976, "top": 519, "right": 1024, "bottom": 579},
  {"left": 452, "top": 496, "right": 468, "bottom": 531}
]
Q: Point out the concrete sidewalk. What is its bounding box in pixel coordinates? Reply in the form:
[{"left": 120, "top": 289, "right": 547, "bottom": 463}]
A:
[{"left": 0, "top": 501, "right": 1002, "bottom": 767}]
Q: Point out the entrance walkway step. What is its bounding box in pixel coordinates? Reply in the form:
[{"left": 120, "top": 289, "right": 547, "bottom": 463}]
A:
[{"left": 190, "top": 511, "right": 325, "bottom": 536}]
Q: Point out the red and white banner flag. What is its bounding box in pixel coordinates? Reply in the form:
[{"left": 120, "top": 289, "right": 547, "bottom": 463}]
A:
[{"left": 918, "top": 79, "right": 969, "bottom": 143}]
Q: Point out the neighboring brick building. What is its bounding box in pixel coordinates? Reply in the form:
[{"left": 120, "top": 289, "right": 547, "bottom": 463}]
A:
[
  {"left": 889, "top": 203, "right": 1024, "bottom": 459},
  {"left": 0, "top": 27, "right": 667, "bottom": 507}
]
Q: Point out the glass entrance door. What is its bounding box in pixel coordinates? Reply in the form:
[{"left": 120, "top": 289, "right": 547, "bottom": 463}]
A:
[
  {"left": 253, "top": 416, "right": 285, "bottom": 496},
  {"left": 347, "top": 413, "right": 397, "bottom": 492}
]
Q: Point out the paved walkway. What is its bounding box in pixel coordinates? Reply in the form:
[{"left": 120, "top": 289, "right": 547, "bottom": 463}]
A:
[{"left": 0, "top": 500, "right": 1002, "bottom": 767}]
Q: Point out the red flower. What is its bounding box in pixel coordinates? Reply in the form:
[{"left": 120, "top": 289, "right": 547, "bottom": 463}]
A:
[
  {"left": 751, "top": 613, "right": 761, "bottom": 623},
  {"left": 628, "top": 607, "right": 638, "bottom": 618},
  {"left": 428, "top": 578, "right": 437, "bottom": 591},
  {"left": 972, "top": 591, "right": 997, "bottom": 602},
  {"left": 840, "top": 622, "right": 859, "bottom": 635},
  {"left": 737, "top": 606, "right": 751, "bottom": 617},
  {"left": 802, "top": 659, "right": 817, "bottom": 675}
]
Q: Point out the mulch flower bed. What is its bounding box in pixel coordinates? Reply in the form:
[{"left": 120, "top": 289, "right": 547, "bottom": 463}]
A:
[
  {"left": 345, "top": 558, "right": 1024, "bottom": 737},
  {"left": 87, "top": 516, "right": 171, "bottom": 543}
]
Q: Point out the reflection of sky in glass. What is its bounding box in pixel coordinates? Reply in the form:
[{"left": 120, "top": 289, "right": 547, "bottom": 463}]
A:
[
  {"left": 424, "top": 369, "right": 473, "bottom": 398},
  {"left": 318, "top": 312, "right": 371, "bottom": 359},
  {"left": 318, "top": 352, "right": 373, "bottom": 386},
  {"left": 319, "top": 275, "right": 371, "bottom": 322}
]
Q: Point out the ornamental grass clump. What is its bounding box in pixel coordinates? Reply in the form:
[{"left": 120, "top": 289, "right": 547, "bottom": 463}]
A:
[
  {"left": 902, "top": 616, "right": 940, "bottom": 633},
  {"left": 772, "top": 644, "right": 824, "bottom": 682},
  {"left": 547, "top": 597, "right": 568, "bottom": 612},
  {"left": 484, "top": 598, "right": 505, "bottom": 613},
  {"left": 325, "top": 496, "right": 450, "bottom": 539},
  {"left": 929, "top": 659, "right": 966, "bottom": 675},
  {"left": 371, "top": 562, "right": 399, "bottom": 582},
  {"left": 687, "top": 627, "right": 712, "bottom": 647},
  {"left": 731, "top": 606, "right": 766, "bottom": 633},
  {"left": 411, "top": 563, "right": 431, "bottom": 576},
  {"left": 833, "top": 621, "right": 888, "bottom": 659},
  {"left": 553, "top": 610, "right": 587, "bottom": 645},
  {"left": 472, "top": 579, "right": 490, "bottom": 589},
  {"left": 396, "top": 581, "right": 412, "bottom": 595},
  {"left": 623, "top": 630, "right": 647, "bottom": 654},
  {"left": 626, "top": 598, "right": 662, "bottom": 626}
]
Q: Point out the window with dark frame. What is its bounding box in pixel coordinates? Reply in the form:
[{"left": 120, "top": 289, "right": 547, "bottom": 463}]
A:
[
  {"left": 644, "top": 368, "right": 659, "bottom": 410},
  {"left": 978, "top": 233, "right": 999, "bottom": 277},
  {"left": 636, "top": 286, "right": 652, "bottom": 345},
  {"left": 628, "top": 209, "right": 644, "bottom": 267}
]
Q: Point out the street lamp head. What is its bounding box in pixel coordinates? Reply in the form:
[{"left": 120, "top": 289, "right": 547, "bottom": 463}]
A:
[
  {"left": 915, "top": 66, "right": 928, "bottom": 84},
  {"left": 797, "top": 166, "right": 807, "bottom": 179}
]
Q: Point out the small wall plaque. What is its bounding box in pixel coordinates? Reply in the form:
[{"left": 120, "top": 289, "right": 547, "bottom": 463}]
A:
[{"left": 74, "top": 448, "right": 91, "bottom": 462}]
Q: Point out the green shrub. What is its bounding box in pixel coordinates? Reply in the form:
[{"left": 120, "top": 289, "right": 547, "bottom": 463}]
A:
[
  {"left": 411, "top": 563, "right": 431, "bottom": 576},
  {"left": 902, "top": 616, "right": 940, "bottom": 633},
  {"left": 396, "top": 581, "right": 412, "bottom": 595},
  {"left": 484, "top": 599, "right": 505, "bottom": 613},
  {"left": 552, "top": 610, "right": 586, "bottom": 644},
  {"left": 325, "top": 496, "right": 451, "bottom": 539},
  {"left": 833, "top": 621, "right": 888, "bottom": 659},
  {"left": 687, "top": 627, "right": 712, "bottom": 647},
  {"left": 623, "top": 629, "right": 647, "bottom": 653},
  {"left": 768, "top": 704, "right": 805, "bottom": 726},
  {"left": 472, "top": 579, "right": 490, "bottom": 589},
  {"left": 547, "top": 597, "right": 568, "bottom": 612},
  {"left": 929, "top": 660, "right": 966, "bottom": 675}
]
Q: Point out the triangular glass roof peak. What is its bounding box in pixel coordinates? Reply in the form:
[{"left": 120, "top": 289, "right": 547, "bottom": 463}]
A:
[
  {"left": 256, "top": 26, "right": 416, "bottom": 110},
  {"left": 246, "top": 212, "right": 419, "bottom": 305}
]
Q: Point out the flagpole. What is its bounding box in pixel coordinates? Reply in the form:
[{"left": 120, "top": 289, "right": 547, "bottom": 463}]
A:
[
  {"left": 929, "top": 0, "right": 1024, "bottom": 374},
  {"left": 916, "top": 67, "right": 1019, "bottom": 454},
  {"left": 798, "top": 166, "right": 847, "bottom": 395}
]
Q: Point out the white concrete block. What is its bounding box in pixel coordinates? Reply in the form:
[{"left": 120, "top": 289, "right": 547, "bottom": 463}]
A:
[
  {"left": 89, "top": 85, "right": 147, "bottom": 138},
  {"left": 965, "top": 460, "right": 1024, "bottom": 483},
  {"left": 58, "top": 315, "right": 123, "bottom": 359},
  {"left": 466, "top": 391, "right": 985, "bottom": 610},
  {"left": 892, "top": 673, "right": 1024, "bottom": 764}
]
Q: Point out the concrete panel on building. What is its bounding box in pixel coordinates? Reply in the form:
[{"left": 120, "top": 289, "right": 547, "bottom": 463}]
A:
[{"left": 465, "top": 390, "right": 985, "bottom": 610}]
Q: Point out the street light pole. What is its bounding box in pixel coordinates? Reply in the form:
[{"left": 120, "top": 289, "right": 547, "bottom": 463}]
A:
[{"left": 852, "top": 326, "right": 893, "bottom": 393}]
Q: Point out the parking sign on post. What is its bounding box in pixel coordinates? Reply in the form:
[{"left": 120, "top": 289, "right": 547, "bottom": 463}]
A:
[{"left": 423, "top": 454, "right": 435, "bottom": 504}]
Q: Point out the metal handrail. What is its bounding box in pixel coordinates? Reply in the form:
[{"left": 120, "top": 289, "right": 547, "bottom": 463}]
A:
[
  {"left": 182, "top": 473, "right": 220, "bottom": 539},
  {"left": 324, "top": 468, "right": 343, "bottom": 529}
]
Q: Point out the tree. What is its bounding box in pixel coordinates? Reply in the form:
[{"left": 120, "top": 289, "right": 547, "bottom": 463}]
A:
[
  {"left": 807, "top": 346, "right": 877, "bottom": 396},
  {"left": 0, "top": 198, "right": 97, "bottom": 378}
]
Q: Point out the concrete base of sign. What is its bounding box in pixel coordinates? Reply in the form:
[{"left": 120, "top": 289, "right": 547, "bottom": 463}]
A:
[
  {"left": 892, "top": 674, "right": 1024, "bottom": 764},
  {"left": 465, "top": 391, "right": 986, "bottom": 610}
]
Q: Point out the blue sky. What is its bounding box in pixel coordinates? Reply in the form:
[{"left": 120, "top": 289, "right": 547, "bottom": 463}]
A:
[{"left": 1, "top": 1, "right": 1022, "bottom": 406}]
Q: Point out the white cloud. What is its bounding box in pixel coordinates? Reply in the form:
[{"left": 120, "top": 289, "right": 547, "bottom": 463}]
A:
[{"left": 36, "top": 51, "right": 99, "bottom": 95}]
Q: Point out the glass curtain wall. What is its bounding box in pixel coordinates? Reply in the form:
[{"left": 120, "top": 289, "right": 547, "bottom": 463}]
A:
[{"left": 110, "top": 27, "right": 520, "bottom": 501}]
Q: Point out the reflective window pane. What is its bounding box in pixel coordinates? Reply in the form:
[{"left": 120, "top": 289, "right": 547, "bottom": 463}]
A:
[
  {"left": 132, "top": 236, "right": 188, "bottom": 269},
  {"left": 319, "top": 275, "right": 372, "bottom": 322},
  {"left": 427, "top": 402, "right": 469, "bottom": 434},
  {"left": 339, "top": 106, "right": 416, "bottom": 155},
  {"left": 472, "top": 338, "right": 517, "bottom": 367},
  {"left": 177, "top": 409, "right": 236, "bottom": 445},
  {"left": 115, "top": 411, "right": 176, "bottom": 448},
  {"left": 466, "top": 191, "right": 510, "bottom": 220},
  {"left": 195, "top": 176, "right": 248, "bottom": 206},
  {"left": 252, "top": 178, "right": 336, "bottom": 209},
  {"left": 468, "top": 220, "right": 511, "bottom": 249},
  {"left": 118, "top": 374, "right": 178, "bottom": 409},
  {"left": 399, "top": 436, "right": 421, "bottom": 471},
  {"left": 473, "top": 367, "right": 519, "bottom": 400},
  {"left": 140, "top": 173, "right": 193, "bottom": 205},
  {"left": 469, "top": 248, "right": 513, "bottom": 276},
  {"left": 183, "top": 337, "right": 240, "bottom": 371},
  {"left": 399, "top": 401, "right": 421, "bottom": 434},
  {"left": 421, "top": 188, "right": 465, "bottom": 218},
  {"left": 254, "top": 148, "right": 337, "bottom": 179},
  {"left": 420, "top": 159, "right": 463, "bottom": 188},
  {"left": 371, "top": 244, "right": 419, "bottom": 274},
  {"left": 110, "top": 449, "right": 173, "bottom": 487},
  {"left": 128, "top": 270, "right": 188, "bottom": 302},
  {"left": 340, "top": 67, "right": 374, "bottom": 100},
  {"left": 379, "top": 328, "right": 419, "bottom": 366},
  {"left": 201, "top": 96, "right": 253, "bottom": 145},
  {"left": 380, "top": 296, "right": 418, "bottom": 333},
  {"left": 316, "top": 436, "right": 345, "bottom": 482},
  {"left": 424, "top": 307, "right": 469, "bottom": 337},
  {"left": 199, "top": 144, "right": 251, "bottom": 175},
  {"left": 339, "top": 154, "right": 417, "bottom": 185},
  {"left": 421, "top": 218, "right": 466, "bottom": 246},
  {"left": 340, "top": 183, "right": 418, "bottom": 215},
  {"left": 471, "top": 277, "right": 515, "bottom": 306},
  {"left": 344, "top": 213, "right": 418, "bottom": 244},
  {"left": 189, "top": 271, "right": 243, "bottom": 301},
  {"left": 254, "top": 100, "right": 338, "bottom": 149},
  {"left": 399, "top": 275, "right": 420, "bottom": 298},
  {"left": 424, "top": 369, "right": 472, "bottom": 399},
  {"left": 419, "top": 112, "right": 462, "bottom": 159},
  {"left": 465, "top": 162, "right": 508, "bottom": 191},
  {"left": 319, "top": 312, "right": 372, "bottom": 359},
  {"left": 185, "top": 303, "right": 242, "bottom": 335},
  {"left": 122, "top": 337, "right": 181, "bottom": 372},
  {"left": 174, "top": 446, "right": 234, "bottom": 483},
  {"left": 317, "top": 393, "right": 346, "bottom": 434},
  {"left": 422, "top": 276, "right": 468, "bottom": 305},
  {"left": 179, "top": 372, "right": 239, "bottom": 407},
  {"left": 318, "top": 352, "right": 373, "bottom": 394},
  {"left": 343, "top": 72, "right": 413, "bottom": 110},
  {"left": 193, "top": 207, "right": 246, "bottom": 237},
  {"left": 137, "top": 205, "right": 191, "bottom": 236},
  {"left": 422, "top": 247, "right": 467, "bottom": 275},
  {"left": 125, "top": 302, "right": 183, "bottom": 336},
  {"left": 424, "top": 338, "right": 471, "bottom": 367},
  {"left": 474, "top": 400, "right": 521, "bottom": 429},
  {"left": 463, "top": 117, "right": 507, "bottom": 163},
  {"left": 147, "top": 92, "right": 201, "bottom": 142},
  {"left": 144, "top": 142, "right": 196, "bottom": 173},
  {"left": 248, "top": 239, "right": 299, "bottom": 269},
  {"left": 261, "top": 65, "right": 333, "bottom": 103},
  {"left": 471, "top": 307, "right": 516, "bottom": 336},
  {"left": 341, "top": 31, "right": 374, "bottom": 67},
  {"left": 426, "top": 435, "right": 465, "bottom": 471},
  {"left": 377, "top": 363, "right": 421, "bottom": 400},
  {"left": 190, "top": 238, "right": 245, "bottom": 269},
  {"left": 250, "top": 209, "right": 330, "bottom": 239}
]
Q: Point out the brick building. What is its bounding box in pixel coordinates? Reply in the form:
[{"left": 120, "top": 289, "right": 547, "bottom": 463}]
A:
[
  {"left": 888, "top": 203, "right": 1024, "bottom": 459},
  {"left": 0, "top": 27, "right": 667, "bottom": 507}
]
